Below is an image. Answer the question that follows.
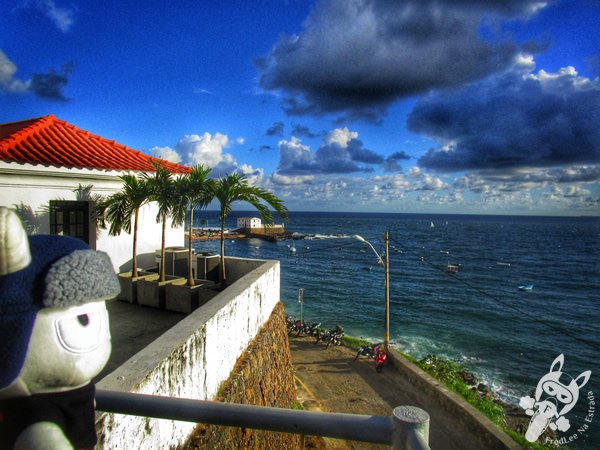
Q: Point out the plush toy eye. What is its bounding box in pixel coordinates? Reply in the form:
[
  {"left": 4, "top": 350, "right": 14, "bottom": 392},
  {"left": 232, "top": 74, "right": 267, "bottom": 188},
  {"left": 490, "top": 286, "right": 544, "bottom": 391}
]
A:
[
  {"left": 55, "top": 308, "right": 106, "bottom": 353},
  {"left": 77, "top": 314, "right": 90, "bottom": 326}
]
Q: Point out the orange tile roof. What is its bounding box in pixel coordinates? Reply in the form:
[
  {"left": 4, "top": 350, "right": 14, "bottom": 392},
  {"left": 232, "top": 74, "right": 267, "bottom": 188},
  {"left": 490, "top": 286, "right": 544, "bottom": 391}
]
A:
[{"left": 0, "top": 115, "right": 191, "bottom": 174}]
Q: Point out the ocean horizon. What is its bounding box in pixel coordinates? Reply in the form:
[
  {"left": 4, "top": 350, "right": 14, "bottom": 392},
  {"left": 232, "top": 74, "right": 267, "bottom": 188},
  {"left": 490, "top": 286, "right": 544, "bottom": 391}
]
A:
[{"left": 192, "top": 210, "right": 599, "bottom": 448}]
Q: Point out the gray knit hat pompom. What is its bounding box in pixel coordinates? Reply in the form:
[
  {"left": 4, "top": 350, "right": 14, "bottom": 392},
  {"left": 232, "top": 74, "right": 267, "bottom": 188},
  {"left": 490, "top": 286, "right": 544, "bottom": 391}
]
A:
[{"left": 43, "top": 250, "right": 120, "bottom": 308}]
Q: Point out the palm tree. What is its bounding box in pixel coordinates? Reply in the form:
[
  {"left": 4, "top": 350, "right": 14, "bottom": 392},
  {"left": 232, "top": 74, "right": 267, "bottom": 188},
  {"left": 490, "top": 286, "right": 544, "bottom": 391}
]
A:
[
  {"left": 143, "top": 163, "right": 180, "bottom": 282},
  {"left": 171, "top": 165, "right": 215, "bottom": 287},
  {"left": 94, "top": 174, "right": 150, "bottom": 277},
  {"left": 213, "top": 173, "right": 288, "bottom": 287}
]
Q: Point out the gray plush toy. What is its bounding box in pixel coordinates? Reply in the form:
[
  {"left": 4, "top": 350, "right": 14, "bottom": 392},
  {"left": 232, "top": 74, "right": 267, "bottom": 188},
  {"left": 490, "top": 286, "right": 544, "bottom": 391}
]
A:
[{"left": 0, "top": 207, "right": 120, "bottom": 449}]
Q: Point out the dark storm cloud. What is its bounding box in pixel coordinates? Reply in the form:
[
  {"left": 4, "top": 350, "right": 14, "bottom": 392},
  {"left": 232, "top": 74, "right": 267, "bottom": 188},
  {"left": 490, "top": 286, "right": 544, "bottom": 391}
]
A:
[
  {"left": 554, "top": 166, "right": 600, "bottom": 183},
  {"left": 384, "top": 151, "right": 411, "bottom": 172},
  {"left": 277, "top": 135, "right": 384, "bottom": 175},
  {"left": 266, "top": 121, "right": 284, "bottom": 136},
  {"left": 410, "top": 64, "right": 600, "bottom": 172},
  {"left": 345, "top": 139, "right": 384, "bottom": 164},
  {"left": 0, "top": 51, "right": 73, "bottom": 101},
  {"left": 29, "top": 61, "right": 74, "bottom": 101},
  {"left": 291, "top": 123, "right": 316, "bottom": 138},
  {"left": 257, "top": 0, "right": 544, "bottom": 122},
  {"left": 248, "top": 145, "right": 273, "bottom": 152}
]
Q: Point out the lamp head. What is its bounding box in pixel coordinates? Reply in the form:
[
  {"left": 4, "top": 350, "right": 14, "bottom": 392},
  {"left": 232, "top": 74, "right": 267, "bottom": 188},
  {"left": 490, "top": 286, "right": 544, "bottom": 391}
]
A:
[{"left": 353, "top": 234, "right": 366, "bottom": 243}]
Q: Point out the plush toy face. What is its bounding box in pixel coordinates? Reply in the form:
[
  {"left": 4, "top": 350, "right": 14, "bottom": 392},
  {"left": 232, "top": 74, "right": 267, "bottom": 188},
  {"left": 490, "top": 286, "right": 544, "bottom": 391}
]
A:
[{"left": 17, "top": 300, "right": 111, "bottom": 394}]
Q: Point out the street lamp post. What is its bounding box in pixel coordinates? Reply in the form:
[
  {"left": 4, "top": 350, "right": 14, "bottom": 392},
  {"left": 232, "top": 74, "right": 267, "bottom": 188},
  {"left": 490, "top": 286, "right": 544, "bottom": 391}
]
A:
[{"left": 353, "top": 232, "right": 390, "bottom": 351}]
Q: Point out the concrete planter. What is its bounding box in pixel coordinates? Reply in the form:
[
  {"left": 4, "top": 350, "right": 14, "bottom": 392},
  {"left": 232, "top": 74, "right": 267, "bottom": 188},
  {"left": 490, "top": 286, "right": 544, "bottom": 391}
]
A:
[
  {"left": 137, "top": 275, "right": 184, "bottom": 309},
  {"left": 117, "top": 272, "right": 158, "bottom": 304},
  {"left": 165, "top": 279, "right": 219, "bottom": 314}
]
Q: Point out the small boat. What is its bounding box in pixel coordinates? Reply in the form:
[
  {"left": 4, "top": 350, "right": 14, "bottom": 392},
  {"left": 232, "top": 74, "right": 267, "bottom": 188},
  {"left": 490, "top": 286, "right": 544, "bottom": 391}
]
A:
[
  {"left": 497, "top": 262, "right": 511, "bottom": 267},
  {"left": 518, "top": 284, "right": 534, "bottom": 291},
  {"left": 430, "top": 221, "right": 435, "bottom": 228},
  {"left": 446, "top": 263, "right": 459, "bottom": 274}
]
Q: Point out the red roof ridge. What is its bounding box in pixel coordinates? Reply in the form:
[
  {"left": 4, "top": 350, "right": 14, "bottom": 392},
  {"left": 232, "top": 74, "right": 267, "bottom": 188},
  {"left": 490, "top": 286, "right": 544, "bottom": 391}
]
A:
[
  {"left": 0, "top": 115, "right": 191, "bottom": 174},
  {"left": 0, "top": 115, "right": 51, "bottom": 147}
]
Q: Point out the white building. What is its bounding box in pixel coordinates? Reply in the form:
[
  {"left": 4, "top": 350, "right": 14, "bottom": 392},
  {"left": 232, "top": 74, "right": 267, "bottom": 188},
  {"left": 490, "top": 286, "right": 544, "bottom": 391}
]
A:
[
  {"left": 0, "top": 114, "right": 191, "bottom": 272},
  {"left": 237, "top": 217, "right": 262, "bottom": 229}
]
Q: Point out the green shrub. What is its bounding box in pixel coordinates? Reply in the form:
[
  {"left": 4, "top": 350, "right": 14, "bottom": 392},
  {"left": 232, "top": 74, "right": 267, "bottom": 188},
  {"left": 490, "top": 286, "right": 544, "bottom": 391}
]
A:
[
  {"left": 414, "top": 355, "right": 505, "bottom": 426},
  {"left": 340, "top": 335, "right": 372, "bottom": 349}
]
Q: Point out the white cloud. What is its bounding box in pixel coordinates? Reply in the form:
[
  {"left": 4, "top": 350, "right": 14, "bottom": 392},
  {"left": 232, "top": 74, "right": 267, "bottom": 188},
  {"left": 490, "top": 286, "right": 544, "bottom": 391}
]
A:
[
  {"left": 270, "top": 172, "right": 315, "bottom": 185},
  {"left": 151, "top": 146, "right": 182, "bottom": 164},
  {"left": 24, "top": 0, "right": 75, "bottom": 32},
  {"left": 150, "top": 131, "right": 256, "bottom": 177},
  {"left": 277, "top": 136, "right": 314, "bottom": 172},
  {"left": 421, "top": 173, "right": 447, "bottom": 191},
  {"left": 0, "top": 50, "right": 30, "bottom": 94},
  {"left": 176, "top": 132, "right": 232, "bottom": 167},
  {"left": 44, "top": 0, "right": 74, "bottom": 32},
  {"left": 408, "top": 166, "right": 421, "bottom": 178},
  {"left": 238, "top": 164, "right": 265, "bottom": 186},
  {"left": 417, "top": 190, "right": 464, "bottom": 206},
  {"left": 192, "top": 87, "right": 214, "bottom": 95},
  {"left": 529, "top": 66, "right": 600, "bottom": 94},
  {"left": 324, "top": 127, "right": 358, "bottom": 148},
  {"left": 275, "top": 129, "right": 384, "bottom": 176}
]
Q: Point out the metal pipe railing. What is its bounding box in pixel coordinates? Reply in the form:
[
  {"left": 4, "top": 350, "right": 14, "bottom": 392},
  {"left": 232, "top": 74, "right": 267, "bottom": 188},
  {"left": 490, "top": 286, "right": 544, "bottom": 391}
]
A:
[{"left": 95, "top": 390, "right": 430, "bottom": 449}]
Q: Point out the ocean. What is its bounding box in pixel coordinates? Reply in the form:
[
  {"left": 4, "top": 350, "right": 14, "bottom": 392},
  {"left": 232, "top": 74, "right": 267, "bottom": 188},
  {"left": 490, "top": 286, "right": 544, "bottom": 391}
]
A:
[{"left": 192, "top": 211, "right": 600, "bottom": 447}]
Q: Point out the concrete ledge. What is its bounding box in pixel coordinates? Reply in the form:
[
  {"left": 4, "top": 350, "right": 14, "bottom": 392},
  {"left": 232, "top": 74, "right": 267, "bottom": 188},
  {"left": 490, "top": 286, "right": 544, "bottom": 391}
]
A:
[
  {"left": 387, "top": 351, "right": 521, "bottom": 450},
  {"left": 96, "top": 258, "right": 280, "bottom": 448}
]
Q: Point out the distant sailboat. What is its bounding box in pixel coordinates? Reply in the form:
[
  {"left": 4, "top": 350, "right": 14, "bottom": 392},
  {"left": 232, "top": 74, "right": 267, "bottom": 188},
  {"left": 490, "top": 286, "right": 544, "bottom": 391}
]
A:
[{"left": 430, "top": 221, "right": 435, "bottom": 228}]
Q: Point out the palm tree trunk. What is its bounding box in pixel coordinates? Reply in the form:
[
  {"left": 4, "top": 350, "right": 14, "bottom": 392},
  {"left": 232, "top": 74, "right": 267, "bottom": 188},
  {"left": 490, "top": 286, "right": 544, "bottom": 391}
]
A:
[
  {"left": 220, "top": 216, "right": 226, "bottom": 288},
  {"left": 160, "top": 212, "right": 167, "bottom": 282},
  {"left": 132, "top": 207, "right": 139, "bottom": 277},
  {"left": 188, "top": 207, "right": 195, "bottom": 287}
]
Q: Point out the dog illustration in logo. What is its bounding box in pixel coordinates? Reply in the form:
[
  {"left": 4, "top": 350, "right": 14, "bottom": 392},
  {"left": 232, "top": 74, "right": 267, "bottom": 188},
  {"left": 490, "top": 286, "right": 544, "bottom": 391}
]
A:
[{"left": 519, "top": 354, "right": 591, "bottom": 442}]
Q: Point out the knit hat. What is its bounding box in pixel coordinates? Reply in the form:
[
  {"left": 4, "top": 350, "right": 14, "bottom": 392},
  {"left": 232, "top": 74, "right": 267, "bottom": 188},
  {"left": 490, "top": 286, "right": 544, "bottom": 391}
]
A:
[{"left": 0, "top": 208, "right": 120, "bottom": 388}]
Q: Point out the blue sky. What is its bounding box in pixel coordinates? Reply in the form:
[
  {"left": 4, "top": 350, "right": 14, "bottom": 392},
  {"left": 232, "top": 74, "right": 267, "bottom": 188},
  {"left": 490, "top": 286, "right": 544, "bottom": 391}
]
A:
[{"left": 1, "top": 0, "right": 599, "bottom": 215}]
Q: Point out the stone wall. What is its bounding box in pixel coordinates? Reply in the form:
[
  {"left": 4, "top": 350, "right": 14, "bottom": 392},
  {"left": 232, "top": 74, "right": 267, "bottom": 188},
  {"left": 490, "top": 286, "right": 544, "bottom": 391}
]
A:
[{"left": 185, "top": 302, "right": 300, "bottom": 449}]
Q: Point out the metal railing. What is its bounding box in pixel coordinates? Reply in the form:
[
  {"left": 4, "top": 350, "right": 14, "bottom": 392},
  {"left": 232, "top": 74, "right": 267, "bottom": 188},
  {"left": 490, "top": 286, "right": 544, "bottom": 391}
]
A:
[{"left": 96, "top": 389, "right": 430, "bottom": 449}]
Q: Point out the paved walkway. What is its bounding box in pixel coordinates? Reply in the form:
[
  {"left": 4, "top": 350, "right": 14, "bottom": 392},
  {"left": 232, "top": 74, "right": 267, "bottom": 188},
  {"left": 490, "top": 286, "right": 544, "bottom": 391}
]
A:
[{"left": 289, "top": 334, "right": 494, "bottom": 449}]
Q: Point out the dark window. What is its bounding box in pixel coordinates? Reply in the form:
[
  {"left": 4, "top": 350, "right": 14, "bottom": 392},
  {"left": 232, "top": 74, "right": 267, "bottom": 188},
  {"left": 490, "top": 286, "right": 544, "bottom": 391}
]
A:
[{"left": 49, "top": 200, "right": 94, "bottom": 246}]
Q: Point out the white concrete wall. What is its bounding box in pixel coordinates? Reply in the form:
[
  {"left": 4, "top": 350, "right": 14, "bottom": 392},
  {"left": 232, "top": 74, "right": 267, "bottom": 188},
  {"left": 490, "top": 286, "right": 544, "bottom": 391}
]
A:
[
  {"left": 0, "top": 161, "right": 184, "bottom": 272},
  {"left": 95, "top": 258, "right": 280, "bottom": 449},
  {"left": 237, "top": 217, "right": 261, "bottom": 229}
]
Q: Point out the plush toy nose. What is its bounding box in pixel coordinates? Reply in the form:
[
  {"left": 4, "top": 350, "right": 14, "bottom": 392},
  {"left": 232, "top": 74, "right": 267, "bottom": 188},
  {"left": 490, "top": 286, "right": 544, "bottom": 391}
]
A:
[{"left": 0, "top": 207, "right": 32, "bottom": 275}]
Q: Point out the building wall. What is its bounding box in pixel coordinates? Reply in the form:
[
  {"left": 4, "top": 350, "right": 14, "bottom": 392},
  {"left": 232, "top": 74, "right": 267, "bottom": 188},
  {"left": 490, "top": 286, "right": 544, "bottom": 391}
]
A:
[
  {"left": 237, "top": 217, "right": 261, "bottom": 229},
  {"left": 95, "top": 259, "right": 283, "bottom": 449},
  {"left": 0, "top": 162, "right": 184, "bottom": 272}
]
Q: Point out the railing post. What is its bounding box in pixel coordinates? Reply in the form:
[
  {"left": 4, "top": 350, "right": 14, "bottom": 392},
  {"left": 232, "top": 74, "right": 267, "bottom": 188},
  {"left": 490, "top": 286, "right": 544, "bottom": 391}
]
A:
[{"left": 391, "top": 405, "right": 430, "bottom": 450}]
